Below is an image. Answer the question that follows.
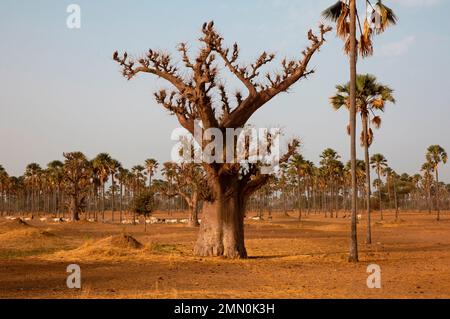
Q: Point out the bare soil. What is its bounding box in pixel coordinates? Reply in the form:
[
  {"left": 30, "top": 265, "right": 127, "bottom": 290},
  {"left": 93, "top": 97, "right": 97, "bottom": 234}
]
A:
[{"left": 0, "top": 210, "right": 449, "bottom": 299}]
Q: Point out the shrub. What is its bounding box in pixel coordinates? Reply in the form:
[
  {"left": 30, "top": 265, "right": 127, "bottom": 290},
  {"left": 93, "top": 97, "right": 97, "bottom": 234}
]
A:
[{"left": 131, "top": 191, "right": 155, "bottom": 218}]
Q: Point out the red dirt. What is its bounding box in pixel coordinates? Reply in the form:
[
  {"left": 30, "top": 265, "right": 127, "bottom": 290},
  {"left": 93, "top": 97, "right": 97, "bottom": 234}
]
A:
[{"left": 0, "top": 210, "right": 449, "bottom": 299}]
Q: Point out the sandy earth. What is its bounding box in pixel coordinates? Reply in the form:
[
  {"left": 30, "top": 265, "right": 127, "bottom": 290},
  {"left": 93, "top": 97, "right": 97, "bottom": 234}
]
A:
[{"left": 0, "top": 210, "right": 449, "bottom": 299}]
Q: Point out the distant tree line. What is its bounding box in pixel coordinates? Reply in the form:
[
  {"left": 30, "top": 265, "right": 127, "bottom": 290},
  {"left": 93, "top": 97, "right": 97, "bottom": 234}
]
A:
[{"left": 0, "top": 145, "right": 448, "bottom": 223}]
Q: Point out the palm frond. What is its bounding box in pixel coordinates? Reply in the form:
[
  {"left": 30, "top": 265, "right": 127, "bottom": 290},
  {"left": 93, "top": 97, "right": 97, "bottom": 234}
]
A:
[
  {"left": 322, "top": 1, "right": 346, "bottom": 22},
  {"left": 372, "top": 0, "right": 398, "bottom": 34},
  {"left": 371, "top": 115, "right": 382, "bottom": 128},
  {"left": 336, "top": 4, "right": 350, "bottom": 39},
  {"left": 359, "top": 18, "right": 373, "bottom": 57},
  {"left": 371, "top": 98, "right": 385, "bottom": 110}
]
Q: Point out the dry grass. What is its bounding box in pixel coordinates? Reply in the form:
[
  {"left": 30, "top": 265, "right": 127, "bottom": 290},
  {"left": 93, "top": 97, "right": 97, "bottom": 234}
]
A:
[{"left": 0, "top": 211, "right": 450, "bottom": 299}]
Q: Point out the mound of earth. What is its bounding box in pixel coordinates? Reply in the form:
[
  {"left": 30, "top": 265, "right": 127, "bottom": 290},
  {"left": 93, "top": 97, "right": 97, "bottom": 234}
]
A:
[
  {"left": 49, "top": 234, "right": 144, "bottom": 260},
  {"left": 0, "top": 219, "right": 32, "bottom": 233},
  {"left": 0, "top": 228, "right": 56, "bottom": 249},
  {"left": 110, "top": 234, "right": 143, "bottom": 249}
]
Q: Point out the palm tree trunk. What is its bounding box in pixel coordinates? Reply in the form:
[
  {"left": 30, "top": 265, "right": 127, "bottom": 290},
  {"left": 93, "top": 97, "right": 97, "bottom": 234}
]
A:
[
  {"left": 435, "top": 169, "right": 440, "bottom": 221},
  {"left": 362, "top": 113, "right": 372, "bottom": 244},
  {"left": 348, "top": 0, "right": 358, "bottom": 263},
  {"left": 298, "top": 177, "right": 302, "bottom": 222},
  {"left": 102, "top": 184, "right": 105, "bottom": 222},
  {"left": 394, "top": 178, "right": 399, "bottom": 220},
  {"left": 386, "top": 177, "right": 392, "bottom": 210},
  {"left": 119, "top": 182, "right": 123, "bottom": 222},
  {"left": 377, "top": 169, "right": 383, "bottom": 220},
  {"left": 111, "top": 174, "right": 115, "bottom": 222}
]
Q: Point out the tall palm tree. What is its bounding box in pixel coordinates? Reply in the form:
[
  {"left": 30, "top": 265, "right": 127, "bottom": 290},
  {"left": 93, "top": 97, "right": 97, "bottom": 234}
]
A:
[
  {"left": 144, "top": 158, "right": 159, "bottom": 189},
  {"left": 93, "top": 153, "right": 112, "bottom": 222},
  {"left": 330, "top": 74, "right": 395, "bottom": 243},
  {"left": 131, "top": 165, "right": 146, "bottom": 195},
  {"left": 162, "top": 162, "right": 177, "bottom": 216},
  {"left": 47, "top": 160, "right": 64, "bottom": 217},
  {"left": 426, "top": 145, "right": 448, "bottom": 221},
  {"left": 319, "top": 149, "right": 344, "bottom": 218},
  {"left": 116, "top": 167, "right": 130, "bottom": 222},
  {"left": 421, "top": 162, "right": 434, "bottom": 214},
  {"left": 278, "top": 163, "right": 290, "bottom": 216},
  {"left": 323, "top": 0, "right": 397, "bottom": 262},
  {"left": 0, "top": 165, "right": 9, "bottom": 216},
  {"left": 384, "top": 167, "right": 399, "bottom": 220},
  {"left": 109, "top": 159, "right": 122, "bottom": 222},
  {"left": 289, "top": 154, "right": 307, "bottom": 221},
  {"left": 370, "top": 153, "right": 388, "bottom": 220},
  {"left": 24, "top": 163, "right": 42, "bottom": 215}
]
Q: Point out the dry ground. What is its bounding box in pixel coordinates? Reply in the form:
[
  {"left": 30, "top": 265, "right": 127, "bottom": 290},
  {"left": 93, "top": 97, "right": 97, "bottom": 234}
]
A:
[{"left": 0, "top": 210, "right": 449, "bottom": 299}]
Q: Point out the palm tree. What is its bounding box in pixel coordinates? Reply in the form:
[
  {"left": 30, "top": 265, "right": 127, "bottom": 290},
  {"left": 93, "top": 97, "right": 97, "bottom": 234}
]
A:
[
  {"left": 319, "top": 149, "right": 343, "bottom": 218},
  {"left": 109, "top": 159, "right": 122, "bottom": 222},
  {"left": 421, "top": 162, "right": 434, "bottom": 214},
  {"left": 323, "top": 0, "right": 359, "bottom": 263},
  {"left": 162, "top": 162, "right": 177, "bottom": 216},
  {"left": 131, "top": 165, "right": 146, "bottom": 222},
  {"left": 47, "top": 160, "right": 64, "bottom": 217},
  {"left": 93, "top": 153, "right": 112, "bottom": 222},
  {"left": 384, "top": 167, "right": 400, "bottom": 220},
  {"left": 278, "top": 163, "right": 290, "bottom": 216},
  {"left": 24, "top": 163, "right": 42, "bottom": 215},
  {"left": 323, "top": 0, "right": 397, "bottom": 262},
  {"left": 426, "top": 145, "right": 448, "bottom": 221},
  {"left": 370, "top": 153, "right": 388, "bottom": 221},
  {"left": 0, "top": 165, "right": 9, "bottom": 216},
  {"left": 144, "top": 158, "right": 159, "bottom": 189},
  {"left": 289, "top": 154, "right": 307, "bottom": 221},
  {"left": 331, "top": 74, "right": 395, "bottom": 243},
  {"left": 116, "top": 167, "right": 130, "bottom": 222}
]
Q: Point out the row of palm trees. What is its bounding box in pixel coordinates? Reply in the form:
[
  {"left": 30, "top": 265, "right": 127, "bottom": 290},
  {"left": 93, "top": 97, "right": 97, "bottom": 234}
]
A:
[
  {"left": 0, "top": 154, "right": 159, "bottom": 221},
  {"left": 0, "top": 145, "right": 447, "bottom": 221},
  {"left": 247, "top": 146, "right": 449, "bottom": 220}
]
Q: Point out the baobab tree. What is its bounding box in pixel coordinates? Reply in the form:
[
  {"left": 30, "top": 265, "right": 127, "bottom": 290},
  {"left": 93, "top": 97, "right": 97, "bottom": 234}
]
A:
[
  {"left": 114, "top": 22, "right": 331, "bottom": 258},
  {"left": 160, "top": 162, "right": 209, "bottom": 227},
  {"left": 426, "top": 145, "right": 448, "bottom": 221},
  {"left": 63, "top": 152, "right": 92, "bottom": 221}
]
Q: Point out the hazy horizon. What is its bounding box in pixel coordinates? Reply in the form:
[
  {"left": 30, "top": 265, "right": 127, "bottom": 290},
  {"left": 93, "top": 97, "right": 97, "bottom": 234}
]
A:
[{"left": 1, "top": 0, "right": 449, "bottom": 182}]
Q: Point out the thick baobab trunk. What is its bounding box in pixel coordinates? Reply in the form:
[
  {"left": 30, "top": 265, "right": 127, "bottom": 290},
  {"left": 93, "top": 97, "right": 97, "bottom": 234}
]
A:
[
  {"left": 362, "top": 113, "right": 372, "bottom": 244},
  {"left": 188, "top": 197, "right": 201, "bottom": 228},
  {"left": 69, "top": 196, "right": 80, "bottom": 221},
  {"left": 194, "top": 185, "right": 247, "bottom": 259}
]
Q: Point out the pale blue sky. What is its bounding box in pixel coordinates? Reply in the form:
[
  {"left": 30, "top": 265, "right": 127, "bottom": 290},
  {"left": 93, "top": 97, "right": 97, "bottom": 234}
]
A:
[{"left": 0, "top": 0, "right": 449, "bottom": 181}]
